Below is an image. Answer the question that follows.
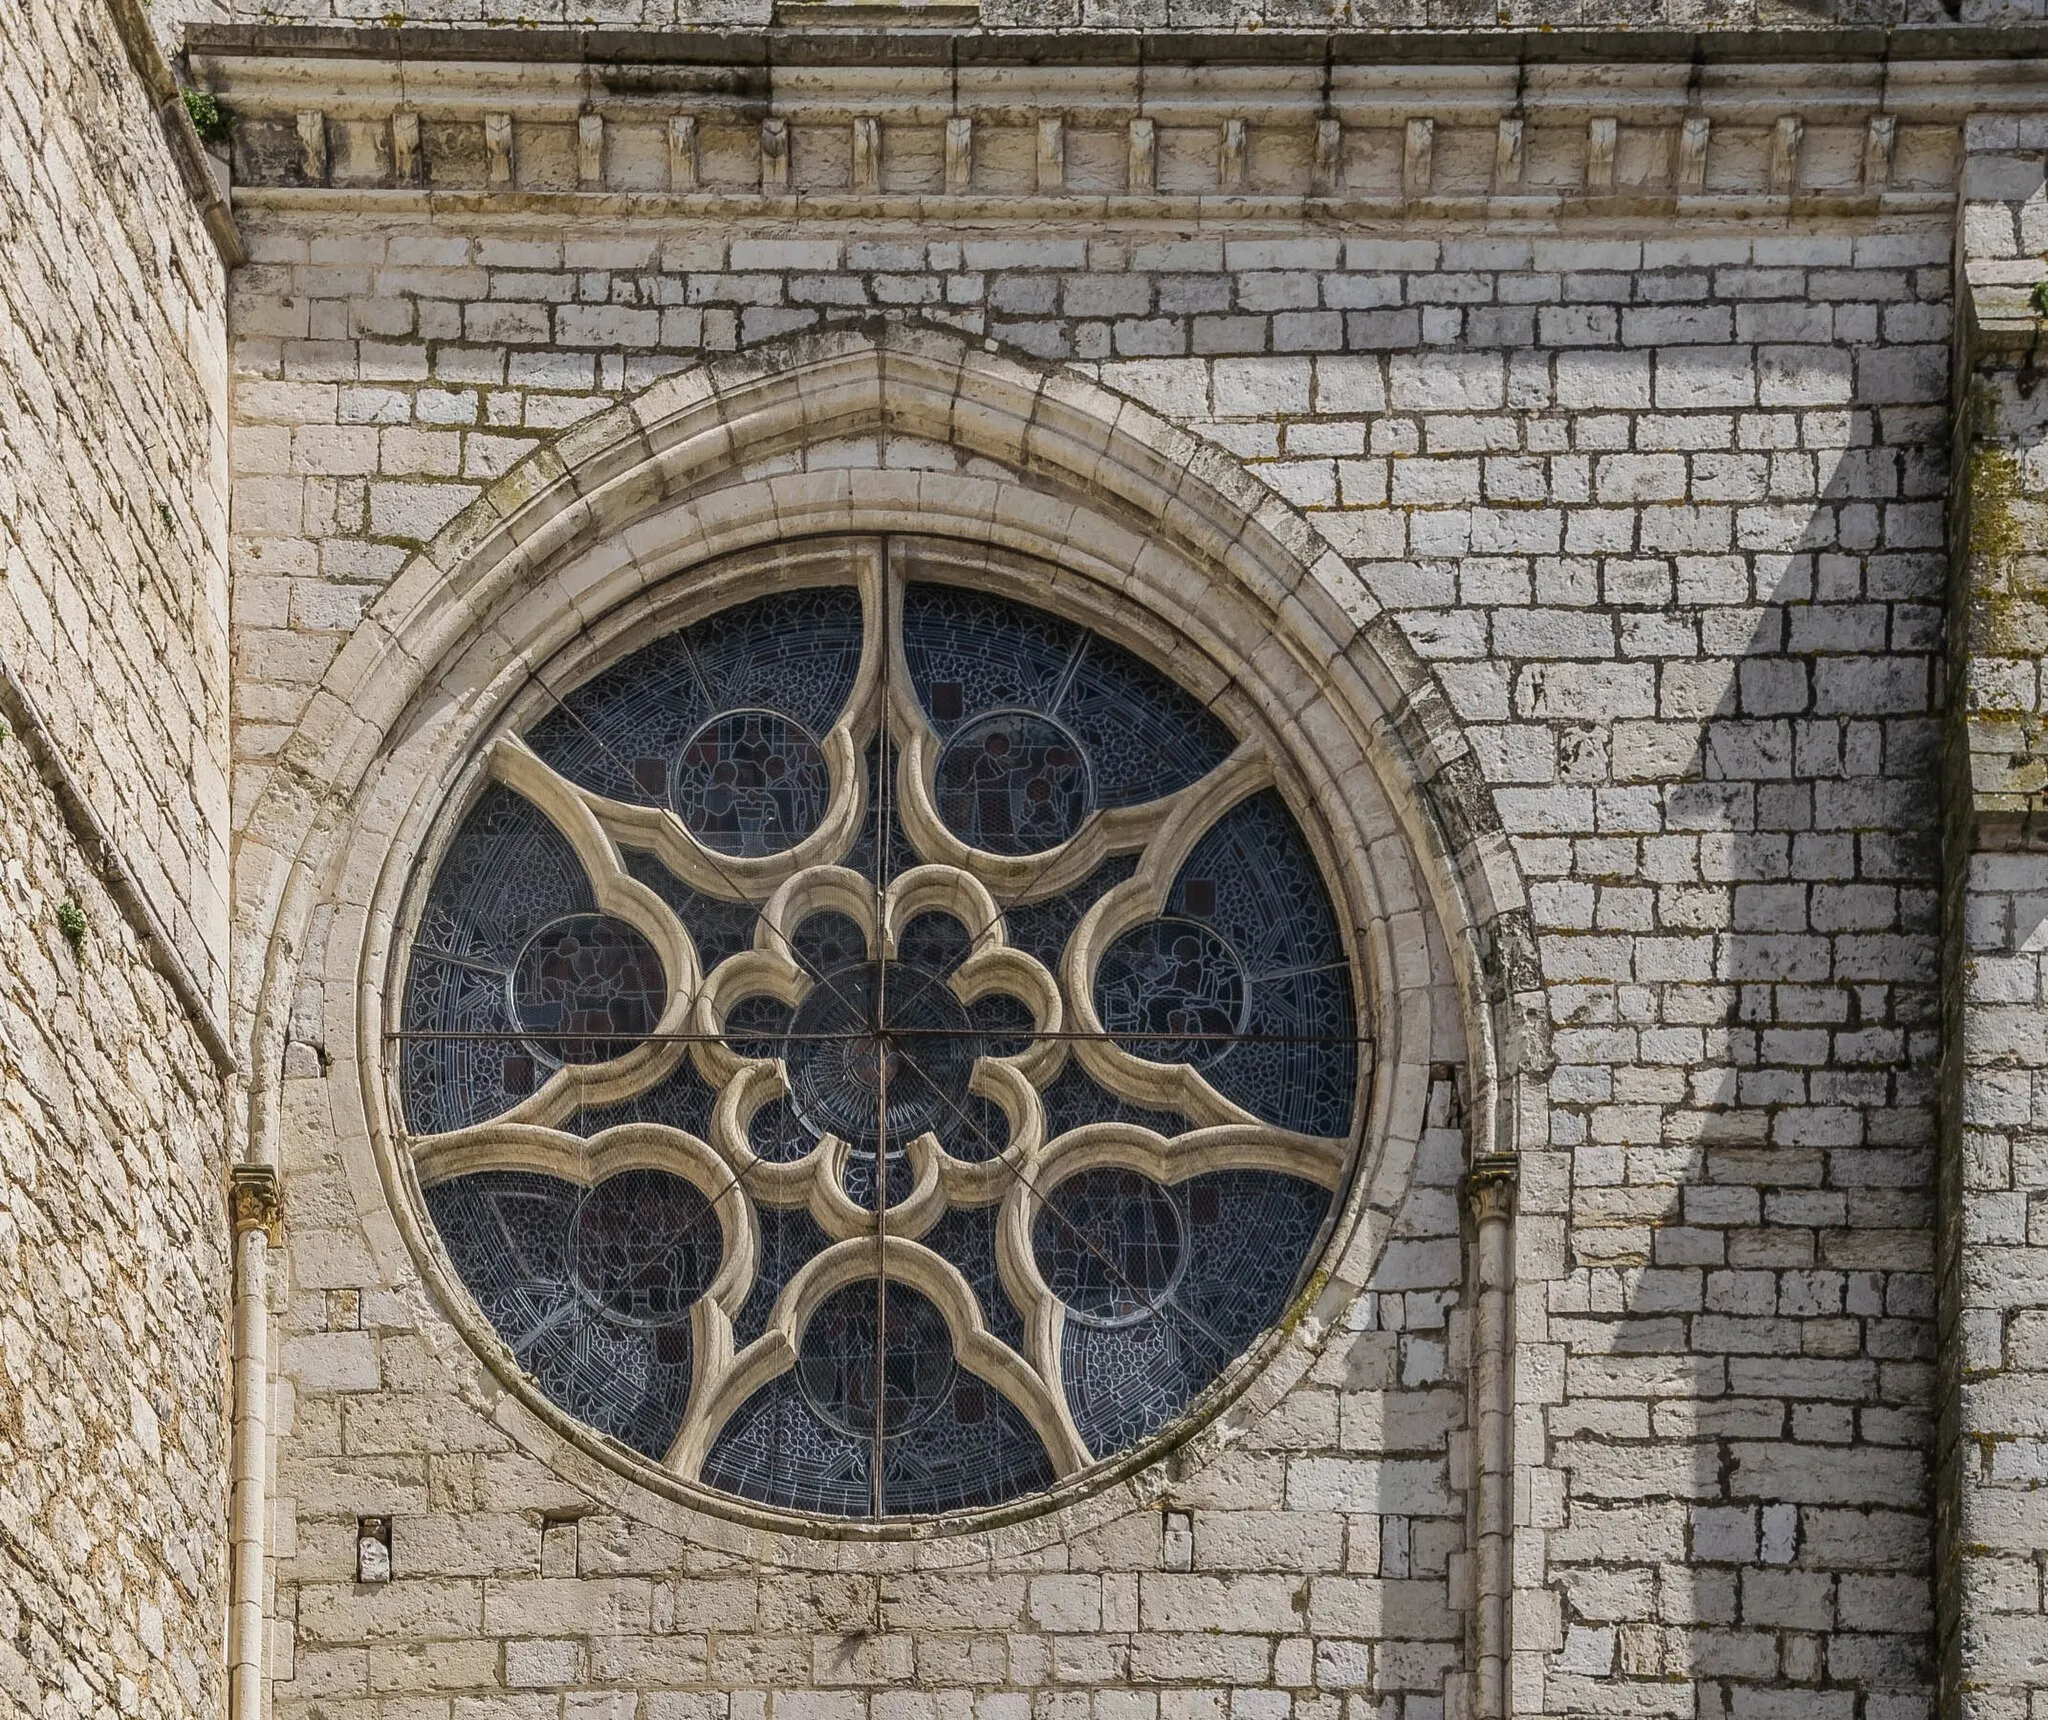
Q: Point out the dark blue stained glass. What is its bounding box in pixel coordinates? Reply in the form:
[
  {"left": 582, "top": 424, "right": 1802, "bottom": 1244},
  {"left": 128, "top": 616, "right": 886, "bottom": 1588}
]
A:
[
  {"left": 936, "top": 1089, "right": 1014, "bottom": 1166},
  {"left": 407, "top": 573, "right": 1363, "bottom": 1519},
  {"left": 1060, "top": 1310, "right": 1228, "bottom": 1458},
  {"left": 786, "top": 961, "right": 979, "bottom": 1169},
  {"left": 622, "top": 849, "right": 757, "bottom": 969},
  {"left": 1095, "top": 919, "right": 1248, "bottom": 1069},
  {"left": 722, "top": 993, "right": 793, "bottom": 1063},
  {"left": 511, "top": 914, "right": 666, "bottom": 1066},
  {"left": 732, "top": 1205, "right": 832, "bottom": 1345},
  {"left": 838, "top": 1147, "right": 920, "bottom": 1213},
  {"left": 1001, "top": 854, "right": 1137, "bottom": 971},
  {"left": 1175, "top": 1170, "right": 1331, "bottom": 1349},
  {"left": 415, "top": 784, "right": 595, "bottom": 969},
  {"left": 790, "top": 909, "right": 867, "bottom": 976},
  {"left": 1102, "top": 790, "right": 1357, "bottom": 1138},
  {"left": 671, "top": 708, "right": 831, "bottom": 858},
  {"left": 704, "top": 1284, "right": 1056, "bottom": 1517},
  {"left": 1049, "top": 1169, "right": 1329, "bottom": 1458},
  {"left": 404, "top": 785, "right": 603, "bottom": 1134},
  {"left": 933, "top": 710, "right": 1093, "bottom": 855},
  {"left": 424, "top": 1170, "right": 702, "bottom": 1459},
  {"left": 520, "top": 588, "right": 859, "bottom": 864},
  {"left": 701, "top": 1373, "right": 872, "bottom": 1516},
  {"left": 921, "top": 1204, "right": 1027, "bottom": 1352},
  {"left": 880, "top": 1382, "right": 1056, "bottom": 1515},
  {"left": 1033, "top": 1168, "right": 1183, "bottom": 1325},
  {"left": 797, "top": 1282, "right": 958, "bottom": 1436},
  {"left": 967, "top": 992, "right": 1034, "bottom": 1059},
  {"left": 746, "top": 1093, "right": 814, "bottom": 1166},
  {"left": 564, "top": 1051, "right": 718, "bottom": 1140},
  {"left": 903, "top": 584, "right": 1234, "bottom": 850},
  {"left": 837, "top": 737, "right": 921, "bottom": 883},
  {"left": 896, "top": 910, "right": 972, "bottom": 978},
  {"left": 401, "top": 957, "right": 525, "bottom": 1137},
  {"left": 1039, "top": 1059, "right": 1192, "bottom": 1140}
]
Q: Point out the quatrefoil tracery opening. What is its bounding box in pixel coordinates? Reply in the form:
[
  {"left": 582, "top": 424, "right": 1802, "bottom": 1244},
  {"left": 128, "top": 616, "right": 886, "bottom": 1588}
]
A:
[{"left": 397, "top": 543, "right": 1366, "bottom": 1520}]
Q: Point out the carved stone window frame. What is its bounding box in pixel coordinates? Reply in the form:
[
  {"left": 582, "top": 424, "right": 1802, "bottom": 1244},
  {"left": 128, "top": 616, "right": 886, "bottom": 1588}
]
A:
[
  {"left": 271, "top": 330, "right": 1512, "bottom": 1550},
  {"left": 382, "top": 531, "right": 1373, "bottom": 1527}
]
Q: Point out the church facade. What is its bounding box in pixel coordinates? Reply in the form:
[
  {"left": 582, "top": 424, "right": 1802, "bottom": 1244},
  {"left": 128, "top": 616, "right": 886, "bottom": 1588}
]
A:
[{"left": 5, "top": 4, "right": 2048, "bottom": 1720}]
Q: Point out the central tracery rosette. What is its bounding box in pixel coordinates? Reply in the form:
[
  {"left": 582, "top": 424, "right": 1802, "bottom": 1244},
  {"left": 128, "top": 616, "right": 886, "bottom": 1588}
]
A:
[{"left": 398, "top": 542, "right": 1364, "bottom": 1519}]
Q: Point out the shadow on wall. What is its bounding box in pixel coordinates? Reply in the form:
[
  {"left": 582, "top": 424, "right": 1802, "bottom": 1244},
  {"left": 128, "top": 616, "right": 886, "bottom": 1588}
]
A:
[{"left": 1515, "top": 329, "right": 1943, "bottom": 1719}]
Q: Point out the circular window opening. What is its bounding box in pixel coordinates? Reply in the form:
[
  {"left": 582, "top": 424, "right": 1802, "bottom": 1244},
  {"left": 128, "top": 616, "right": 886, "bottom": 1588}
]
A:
[{"left": 398, "top": 553, "right": 1364, "bottom": 1520}]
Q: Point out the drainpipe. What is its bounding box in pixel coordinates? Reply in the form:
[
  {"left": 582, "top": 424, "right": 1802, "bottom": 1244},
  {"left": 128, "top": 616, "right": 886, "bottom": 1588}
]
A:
[
  {"left": 227, "top": 1165, "right": 281, "bottom": 1720},
  {"left": 1464, "top": 1153, "right": 1518, "bottom": 1720}
]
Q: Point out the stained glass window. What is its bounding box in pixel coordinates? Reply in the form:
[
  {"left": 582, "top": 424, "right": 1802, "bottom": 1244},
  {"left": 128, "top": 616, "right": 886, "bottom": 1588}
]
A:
[{"left": 398, "top": 552, "right": 1364, "bottom": 1518}]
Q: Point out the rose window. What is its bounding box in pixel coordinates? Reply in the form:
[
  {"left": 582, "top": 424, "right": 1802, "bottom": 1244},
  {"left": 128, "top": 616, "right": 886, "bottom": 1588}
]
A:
[{"left": 398, "top": 547, "right": 1364, "bottom": 1519}]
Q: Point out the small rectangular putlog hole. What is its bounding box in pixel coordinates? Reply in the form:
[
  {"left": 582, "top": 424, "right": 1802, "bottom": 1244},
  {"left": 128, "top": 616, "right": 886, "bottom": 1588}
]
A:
[{"left": 357, "top": 1516, "right": 392, "bottom": 1583}]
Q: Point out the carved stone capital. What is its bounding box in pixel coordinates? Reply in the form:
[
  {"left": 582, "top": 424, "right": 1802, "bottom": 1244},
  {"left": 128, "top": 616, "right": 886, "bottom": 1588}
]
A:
[
  {"left": 1463, "top": 1154, "right": 1518, "bottom": 1227},
  {"left": 229, "top": 1164, "right": 283, "bottom": 1244}
]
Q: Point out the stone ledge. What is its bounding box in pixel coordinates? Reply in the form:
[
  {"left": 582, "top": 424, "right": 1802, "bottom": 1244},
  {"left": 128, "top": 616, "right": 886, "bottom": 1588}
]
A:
[
  {"left": 184, "top": 21, "right": 2048, "bottom": 66},
  {"left": 196, "top": 42, "right": 1990, "bottom": 205},
  {"left": 225, "top": 185, "right": 1956, "bottom": 222}
]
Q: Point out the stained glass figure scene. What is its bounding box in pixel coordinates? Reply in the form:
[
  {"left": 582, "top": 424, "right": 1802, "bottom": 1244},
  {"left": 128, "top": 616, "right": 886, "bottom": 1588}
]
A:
[{"left": 402, "top": 561, "right": 1363, "bottom": 1518}]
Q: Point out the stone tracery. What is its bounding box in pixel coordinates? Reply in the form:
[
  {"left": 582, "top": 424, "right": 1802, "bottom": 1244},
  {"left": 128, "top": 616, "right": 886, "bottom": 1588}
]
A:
[{"left": 398, "top": 543, "right": 1364, "bottom": 1518}]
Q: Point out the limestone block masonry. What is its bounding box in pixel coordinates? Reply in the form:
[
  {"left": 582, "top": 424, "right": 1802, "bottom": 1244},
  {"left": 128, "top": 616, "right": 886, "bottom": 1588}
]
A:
[
  {"left": 11, "top": 9, "right": 2048, "bottom": 1720},
  {"left": 1, "top": 0, "right": 235, "bottom": 1015},
  {"left": 0, "top": 4, "right": 238, "bottom": 1720},
  {"left": 1940, "top": 130, "right": 2048, "bottom": 1720},
  {"left": 196, "top": 23, "right": 2048, "bottom": 1720},
  {"left": 0, "top": 725, "right": 235, "bottom": 1717}
]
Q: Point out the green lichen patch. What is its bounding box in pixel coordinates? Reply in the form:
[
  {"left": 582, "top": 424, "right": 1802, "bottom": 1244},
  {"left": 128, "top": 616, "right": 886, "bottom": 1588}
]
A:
[{"left": 1970, "top": 446, "right": 2025, "bottom": 567}]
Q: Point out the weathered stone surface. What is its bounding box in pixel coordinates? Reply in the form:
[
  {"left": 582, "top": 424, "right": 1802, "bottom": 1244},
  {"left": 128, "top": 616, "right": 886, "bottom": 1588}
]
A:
[
  {"left": 16, "top": 11, "right": 2048, "bottom": 1720},
  {"left": 0, "top": 5, "right": 235, "bottom": 1720},
  {"left": 0, "top": 0, "right": 233, "bottom": 1013},
  {"left": 0, "top": 736, "right": 232, "bottom": 1720}
]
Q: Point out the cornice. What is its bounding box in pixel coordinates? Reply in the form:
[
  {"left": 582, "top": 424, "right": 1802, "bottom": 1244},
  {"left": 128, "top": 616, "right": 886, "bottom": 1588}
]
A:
[
  {"left": 186, "top": 21, "right": 2048, "bottom": 69},
  {"left": 189, "top": 23, "right": 2048, "bottom": 213}
]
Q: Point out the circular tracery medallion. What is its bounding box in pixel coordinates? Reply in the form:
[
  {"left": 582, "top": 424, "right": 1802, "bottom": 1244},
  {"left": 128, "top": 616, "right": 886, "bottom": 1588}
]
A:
[{"left": 399, "top": 550, "right": 1364, "bottom": 1521}]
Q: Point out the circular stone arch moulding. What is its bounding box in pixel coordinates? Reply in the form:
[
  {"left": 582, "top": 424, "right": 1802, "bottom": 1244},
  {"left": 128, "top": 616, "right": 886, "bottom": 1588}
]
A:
[{"left": 266, "top": 329, "right": 1525, "bottom": 1542}]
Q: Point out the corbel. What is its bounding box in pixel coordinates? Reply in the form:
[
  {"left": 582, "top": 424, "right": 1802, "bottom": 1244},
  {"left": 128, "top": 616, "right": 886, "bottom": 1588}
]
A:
[
  {"left": 1676, "top": 113, "right": 1711, "bottom": 193},
  {"left": 1038, "top": 117, "right": 1065, "bottom": 194},
  {"left": 1312, "top": 118, "right": 1343, "bottom": 197},
  {"left": 1770, "top": 114, "right": 1804, "bottom": 196},
  {"left": 1403, "top": 118, "right": 1433, "bottom": 201},
  {"left": 669, "top": 116, "right": 699, "bottom": 191},
  {"left": 392, "top": 110, "right": 422, "bottom": 187},
  {"left": 946, "top": 116, "right": 973, "bottom": 196},
  {"left": 1587, "top": 115, "right": 1617, "bottom": 193},
  {"left": 1493, "top": 116, "right": 1524, "bottom": 194},
  {"left": 1219, "top": 117, "right": 1247, "bottom": 194},
  {"left": 484, "top": 112, "right": 514, "bottom": 188},
  {"left": 1128, "top": 118, "right": 1156, "bottom": 194}
]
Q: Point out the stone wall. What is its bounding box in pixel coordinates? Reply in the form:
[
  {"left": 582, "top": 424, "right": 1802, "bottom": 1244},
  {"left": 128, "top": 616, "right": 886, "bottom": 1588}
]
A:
[
  {"left": 1938, "top": 132, "right": 2048, "bottom": 1720},
  {"left": 0, "top": 739, "right": 234, "bottom": 1720},
  {"left": 0, "top": 4, "right": 238, "bottom": 1718},
  {"left": 0, "top": 0, "right": 234, "bottom": 1015},
  {"left": 206, "top": 25, "right": 1980, "bottom": 1719}
]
